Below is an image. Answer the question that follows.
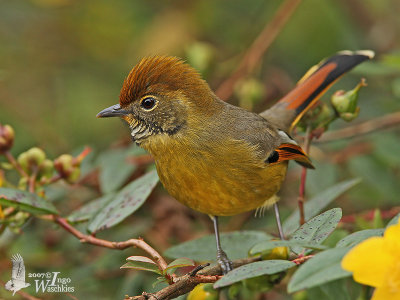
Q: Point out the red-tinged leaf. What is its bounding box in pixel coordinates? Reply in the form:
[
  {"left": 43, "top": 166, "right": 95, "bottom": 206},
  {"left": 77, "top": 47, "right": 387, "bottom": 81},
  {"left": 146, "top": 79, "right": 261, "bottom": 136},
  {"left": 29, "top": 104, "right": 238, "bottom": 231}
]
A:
[{"left": 165, "top": 257, "right": 195, "bottom": 273}]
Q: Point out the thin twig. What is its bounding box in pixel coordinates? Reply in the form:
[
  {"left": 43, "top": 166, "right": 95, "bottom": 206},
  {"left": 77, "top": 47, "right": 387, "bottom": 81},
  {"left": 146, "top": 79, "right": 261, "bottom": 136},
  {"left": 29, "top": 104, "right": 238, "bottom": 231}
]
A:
[
  {"left": 215, "top": 0, "right": 303, "bottom": 100},
  {"left": 316, "top": 111, "right": 400, "bottom": 143},
  {"left": 298, "top": 125, "right": 312, "bottom": 225},
  {"left": 48, "top": 216, "right": 173, "bottom": 283},
  {"left": 4, "top": 150, "right": 28, "bottom": 178},
  {"left": 292, "top": 255, "right": 313, "bottom": 265}
]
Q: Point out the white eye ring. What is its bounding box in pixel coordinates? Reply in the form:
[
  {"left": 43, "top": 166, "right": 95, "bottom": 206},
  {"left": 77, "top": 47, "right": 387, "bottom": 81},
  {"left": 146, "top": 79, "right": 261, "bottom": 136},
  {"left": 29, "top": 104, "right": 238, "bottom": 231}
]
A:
[{"left": 140, "top": 96, "right": 158, "bottom": 111}]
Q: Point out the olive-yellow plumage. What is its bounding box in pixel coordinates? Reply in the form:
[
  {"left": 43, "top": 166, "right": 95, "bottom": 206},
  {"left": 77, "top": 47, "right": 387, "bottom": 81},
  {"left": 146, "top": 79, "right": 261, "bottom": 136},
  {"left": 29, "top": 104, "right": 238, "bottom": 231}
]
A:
[{"left": 97, "top": 51, "right": 373, "bottom": 273}]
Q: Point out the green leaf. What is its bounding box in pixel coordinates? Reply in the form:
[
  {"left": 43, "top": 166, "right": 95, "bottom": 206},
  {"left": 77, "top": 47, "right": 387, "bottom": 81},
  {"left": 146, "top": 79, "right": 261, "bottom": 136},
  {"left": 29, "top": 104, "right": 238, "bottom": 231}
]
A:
[
  {"left": 87, "top": 170, "right": 159, "bottom": 233},
  {"left": 287, "top": 247, "right": 351, "bottom": 293},
  {"left": 249, "top": 240, "right": 327, "bottom": 256},
  {"left": 308, "top": 278, "right": 353, "bottom": 300},
  {"left": 290, "top": 208, "right": 342, "bottom": 254},
  {"left": 98, "top": 146, "right": 144, "bottom": 194},
  {"left": 164, "top": 231, "right": 272, "bottom": 261},
  {"left": 67, "top": 194, "right": 115, "bottom": 223},
  {"left": 387, "top": 212, "right": 400, "bottom": 227},
  {"left": 336, "top": 229, "right": 384, "bottom": 248},
  {"left": 121, "top": 256, "right": 161, "bottom": 274},
  {"left": 214, "top": 260, "right": 295, "bottom": 288},
  {"left": 164, "top": 258, "right": 195, "bottom": 273},
  {"left": 283, "top": 178, "right": 360, "bottom": 235},
  {"left": 0, "top": 187, "right": 59, "bottom": 215}
]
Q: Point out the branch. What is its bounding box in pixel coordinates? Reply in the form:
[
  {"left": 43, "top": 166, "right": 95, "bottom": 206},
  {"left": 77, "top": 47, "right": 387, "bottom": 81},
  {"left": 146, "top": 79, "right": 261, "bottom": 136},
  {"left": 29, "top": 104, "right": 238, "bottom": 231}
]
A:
[
  {"left": 126, "top": 257, "right": 261, "bottom": 300},
  {"left": 215, "top": 0, "right": 303, "bottom": 100},
  {"left": 316, "top": 111, "right": 400, "bottom": 143},
  {"left": 45, "top": 216, "right": 172, "bottom": 282},
  {"left": 4, "top": 150, "right": 28, "bottom": 178}
]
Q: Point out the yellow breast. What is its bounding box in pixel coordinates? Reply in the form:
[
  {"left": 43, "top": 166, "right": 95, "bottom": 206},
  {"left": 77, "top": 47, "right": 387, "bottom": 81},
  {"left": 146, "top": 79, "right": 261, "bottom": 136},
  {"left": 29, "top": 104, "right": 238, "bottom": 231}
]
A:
[{"left": 142, "top": 134, "right": 288, "bottom": 216}]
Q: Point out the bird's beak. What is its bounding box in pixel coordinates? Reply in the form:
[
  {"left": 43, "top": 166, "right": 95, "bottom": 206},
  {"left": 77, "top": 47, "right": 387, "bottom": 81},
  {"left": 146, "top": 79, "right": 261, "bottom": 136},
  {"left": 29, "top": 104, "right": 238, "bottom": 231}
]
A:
[{"left": 96, "top": 104, "right": 130, "bottom": 118}]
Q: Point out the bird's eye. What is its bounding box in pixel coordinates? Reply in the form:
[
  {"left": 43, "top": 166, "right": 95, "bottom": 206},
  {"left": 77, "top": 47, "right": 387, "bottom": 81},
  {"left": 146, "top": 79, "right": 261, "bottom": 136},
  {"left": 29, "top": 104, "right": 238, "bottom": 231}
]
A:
[{"left": 140, "top": 97, "right": 157, "bottom": 111}]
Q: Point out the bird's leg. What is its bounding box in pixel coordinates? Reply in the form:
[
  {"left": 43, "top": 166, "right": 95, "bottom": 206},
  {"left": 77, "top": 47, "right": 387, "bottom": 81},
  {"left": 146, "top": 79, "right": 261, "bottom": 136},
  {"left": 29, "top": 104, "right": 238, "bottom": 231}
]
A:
[
  {"left": 212, "top": 216, "right": 233, "bottom": 274},
  {"left": 274, "top": 203, "right": 285, "bottom": 240}
]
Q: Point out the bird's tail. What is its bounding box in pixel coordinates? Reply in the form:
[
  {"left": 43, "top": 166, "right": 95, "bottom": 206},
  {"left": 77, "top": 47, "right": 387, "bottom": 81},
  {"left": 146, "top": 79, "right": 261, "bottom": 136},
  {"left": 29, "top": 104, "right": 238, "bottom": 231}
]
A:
[{"left": 260, "top": 50, "right": 374, "bottom": 131}]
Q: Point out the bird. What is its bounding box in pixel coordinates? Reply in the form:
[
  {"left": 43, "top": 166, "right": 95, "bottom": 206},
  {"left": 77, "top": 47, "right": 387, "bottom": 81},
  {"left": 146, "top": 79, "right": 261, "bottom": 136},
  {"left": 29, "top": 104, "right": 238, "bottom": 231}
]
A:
[
  {"left": 97, "top": 50, "right": 373, "bottom": 273},
  {"left": 5, "top": 254, "right": 31, "bottom": 296}
]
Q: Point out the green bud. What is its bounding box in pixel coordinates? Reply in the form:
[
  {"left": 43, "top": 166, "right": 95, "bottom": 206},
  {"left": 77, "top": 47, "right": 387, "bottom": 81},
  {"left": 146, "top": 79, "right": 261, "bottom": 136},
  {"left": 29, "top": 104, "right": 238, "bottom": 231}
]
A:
[
  {"left": 38, "top": 159, "right": 54, "bottom": 179},
  {"left": 0, "top": 124, "right": 15, "bottom": 153},
  {"left": 66, "top": 168, "right": 80, "bottom": 184},
  {"left": 26, "top": 147, "right": 46, "bottom": 165},
  {"left": 54, "top": 154, "right": 81, "bottom": 183},
  {"left": 17, "top": 147, "right": 46, "bottom": 174},
  {"left": 331, "top": 79, "right": 366, "bottom": 122},
  {"left": 17, "top": 152, "right": 29, "bottom": 172}
]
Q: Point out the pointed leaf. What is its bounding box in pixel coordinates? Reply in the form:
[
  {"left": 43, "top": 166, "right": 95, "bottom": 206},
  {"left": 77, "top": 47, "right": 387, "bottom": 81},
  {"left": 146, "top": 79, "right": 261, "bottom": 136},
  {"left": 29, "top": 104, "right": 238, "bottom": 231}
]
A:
[
  {"left": 67, "top": 194, "right": 115, "bottom": 223},
  {"left": 336, "top": 229, "right": 384, "bottom": 248},
  {"left": 287, "top": 247, "right": 351, "bottom": 293},
  {"left": 164, "top": 231, "right": 272, "bottom": 261},
  {"left": 290, "top": 208, "right": 342, "bottom": 254},
  {"left": 249, "top": 240, "right": 327, "bottom": 256},
  {"left": 121, "top": 257, "right": 161, "bottom": 275},
  {"left": 387, "top": 212, "right": 400, "bottom": 227},
  {"left": 122, "top": 256, "right": 160, "bottom": 274},
  {"left": 214, "top": 260, "right": 295, "bottom": 288},
  {"left": 87, "top": 170, "right": 159, "bottom": 233},
  {"left": 127, "top": 256, "right": 157, "bottom": 263},
  {"left": 0, "top": 187, "right": 59, "bottom": 215},
  {"left": 283, "top": 179, "right": 360, "bottom": 235},
  {"left": 165, "top": 258, "right": 195, "bottom": 272},
  {"left": 98, "top": 146, "right": 145, "bottom": 194}
]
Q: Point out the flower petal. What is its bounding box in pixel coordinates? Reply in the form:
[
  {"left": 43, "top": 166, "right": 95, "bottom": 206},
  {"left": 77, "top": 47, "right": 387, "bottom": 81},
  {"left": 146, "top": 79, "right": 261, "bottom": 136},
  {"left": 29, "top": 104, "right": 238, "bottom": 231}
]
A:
[
  {"left": 372, "top": 286, "right": 400, "bottom": 300},
  {"left": 342, "top": 237, "right": 393, "bottom": 287},
  {"left": 384, "top": 220, "right": 400, "bottom": 254}
]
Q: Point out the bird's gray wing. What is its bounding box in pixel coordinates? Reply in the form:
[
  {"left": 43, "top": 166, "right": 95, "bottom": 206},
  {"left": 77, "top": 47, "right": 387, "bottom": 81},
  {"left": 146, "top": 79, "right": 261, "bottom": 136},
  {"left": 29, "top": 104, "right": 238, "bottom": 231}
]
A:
[{"left": 11, "top": 254, "right": 26, "bottom": 281}]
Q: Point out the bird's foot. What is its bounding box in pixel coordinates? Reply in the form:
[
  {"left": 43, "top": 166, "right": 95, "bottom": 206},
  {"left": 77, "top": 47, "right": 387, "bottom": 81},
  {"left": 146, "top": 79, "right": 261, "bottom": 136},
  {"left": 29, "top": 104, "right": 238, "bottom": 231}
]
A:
[{"left": 217, "top": 249, "right": 233, "bottom": 274}]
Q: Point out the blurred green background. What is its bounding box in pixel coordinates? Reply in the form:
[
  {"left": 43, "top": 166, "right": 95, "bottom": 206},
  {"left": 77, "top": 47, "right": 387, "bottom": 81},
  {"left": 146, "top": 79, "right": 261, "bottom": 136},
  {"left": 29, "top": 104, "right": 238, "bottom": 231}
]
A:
[{"left": 0, "top": 0, "right": 399, "bottom": 299}]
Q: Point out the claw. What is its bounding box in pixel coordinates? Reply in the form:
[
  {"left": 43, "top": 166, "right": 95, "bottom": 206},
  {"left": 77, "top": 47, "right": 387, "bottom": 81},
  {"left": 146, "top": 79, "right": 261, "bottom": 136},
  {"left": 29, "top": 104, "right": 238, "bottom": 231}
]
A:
[{"left": 217, "top": 249, "right": 233, "bottom": 274}]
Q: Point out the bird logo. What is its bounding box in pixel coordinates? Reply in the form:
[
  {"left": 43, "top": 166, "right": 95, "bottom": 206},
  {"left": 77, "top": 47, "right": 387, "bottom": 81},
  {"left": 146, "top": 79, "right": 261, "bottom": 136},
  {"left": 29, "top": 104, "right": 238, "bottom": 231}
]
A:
[{"left": 4, "top": 254, "right": 31, "bottom": 296}]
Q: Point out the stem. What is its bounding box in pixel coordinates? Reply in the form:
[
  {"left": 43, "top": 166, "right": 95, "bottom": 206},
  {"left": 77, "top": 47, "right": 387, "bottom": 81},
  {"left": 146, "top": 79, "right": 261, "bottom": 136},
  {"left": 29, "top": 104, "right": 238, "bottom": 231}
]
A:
[
  {"left": 28, "top": 167, "right": 39, "bottom": 193},
  {"left": 298, "top": 125, "right": 313, "bottom": 225},
  {"left": 4, "top": 151, "right": 28, "bottom": 178},
  {"left": 49, "top": 216, "right": 173, "bottom": 283}
]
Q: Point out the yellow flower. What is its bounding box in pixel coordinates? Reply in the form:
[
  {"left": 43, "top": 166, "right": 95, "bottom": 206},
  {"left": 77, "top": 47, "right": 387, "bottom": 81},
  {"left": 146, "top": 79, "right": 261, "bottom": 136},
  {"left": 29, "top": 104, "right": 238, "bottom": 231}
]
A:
[{"left": 342, "top": 219, "right": 400, "bottom": 300}]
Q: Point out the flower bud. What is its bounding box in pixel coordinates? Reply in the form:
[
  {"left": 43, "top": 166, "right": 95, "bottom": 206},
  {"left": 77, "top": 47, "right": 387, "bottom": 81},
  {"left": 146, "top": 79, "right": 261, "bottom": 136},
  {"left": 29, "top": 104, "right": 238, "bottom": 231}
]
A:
[
  {"left": 38, "top": 159, "right": 54, "bottom": 180},
  {"left": 187, "top": 283, "right": 218, "bottom": 300},
  {"left": 17, "top": 147, "right": 46, "bottom": 174},
  {"left": 54, "top": 154, "right": 81, "bottom": 184},
  {"left": 26, "top": 147, "right": 46, "bottom": 166},
  {"left": 331, "top": 78, "right": 367, "bottom": 122},
  {"left": 261, "top": 246, "right": 289, "bottom": 261},
  {"left": 0, "top": 124, "right": 15, "bottom": 153}
]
